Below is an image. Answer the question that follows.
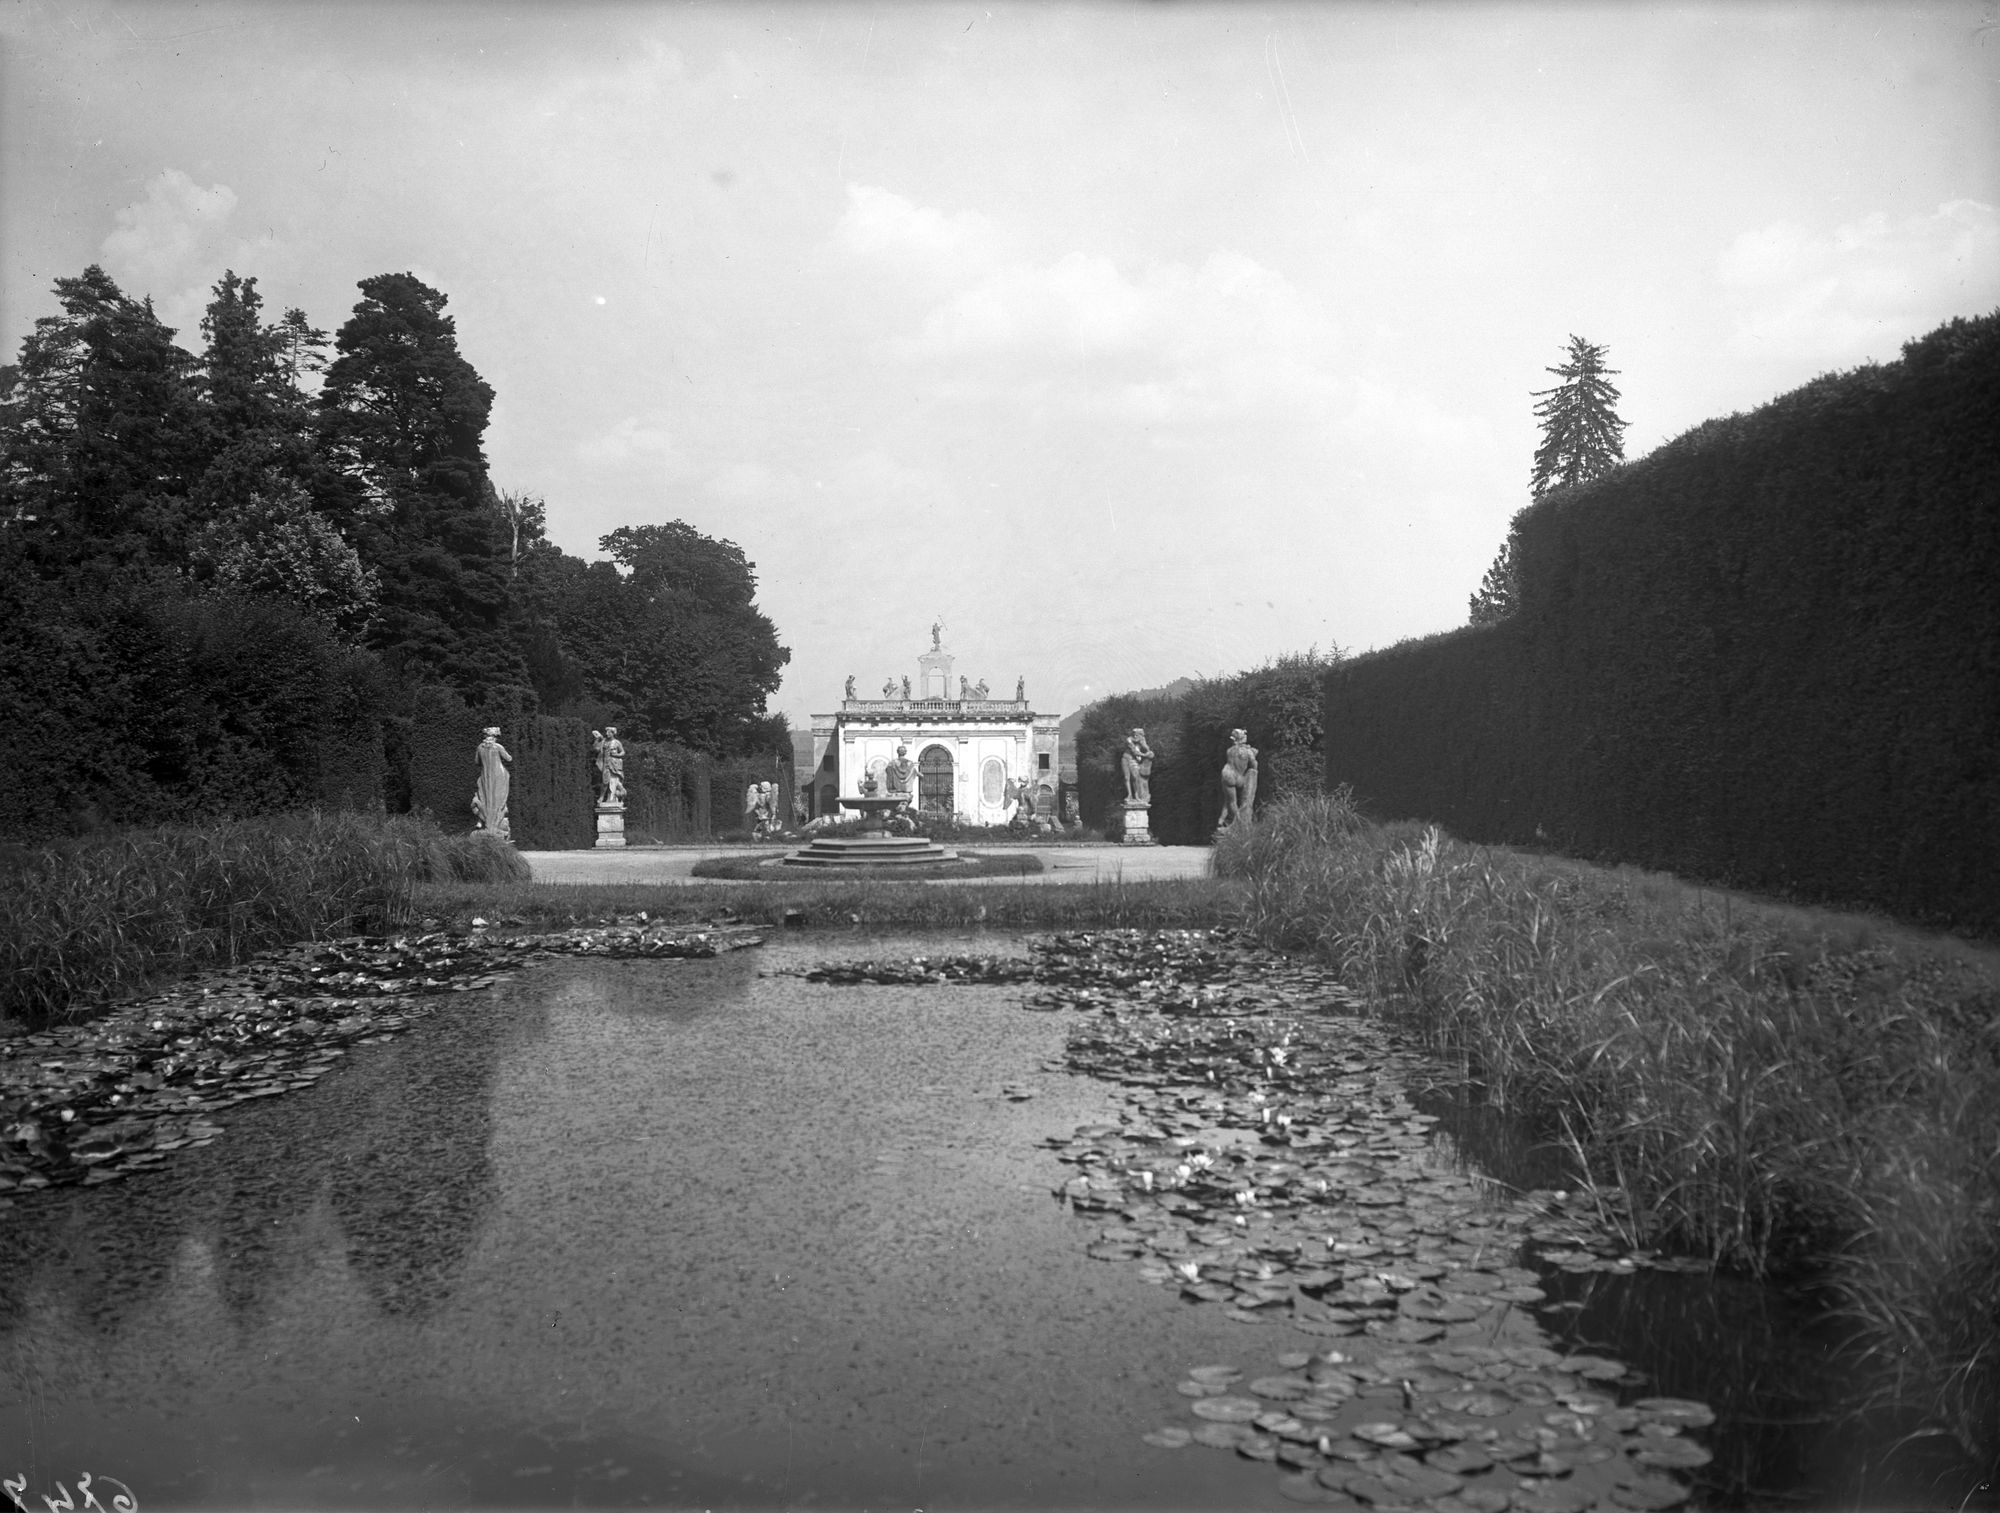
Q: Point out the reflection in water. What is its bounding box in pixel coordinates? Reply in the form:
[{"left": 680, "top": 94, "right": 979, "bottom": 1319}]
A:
[
  {"left": 0, "top": 985, "right": 524, "bottom": 1336},
  {"left": 327, "top": 1005, "right": 508, "bottom": 1318}
]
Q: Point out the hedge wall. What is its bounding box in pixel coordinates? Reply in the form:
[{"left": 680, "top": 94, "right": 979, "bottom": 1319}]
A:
[
  {"left": 1074, "top": 656, "right": 1334, "bottom": 844},
  {"left": 0, "top": 574, "right": 387, "bottom": 842},
  {"left": 391, "top": 697, "right": 796, "bottom": 848},
  {"left": 625, "top": 742, "right": 709, "bottom": 843},
  {"left": 1324, "top": 310, "right": 2000, "bottom": 936}
]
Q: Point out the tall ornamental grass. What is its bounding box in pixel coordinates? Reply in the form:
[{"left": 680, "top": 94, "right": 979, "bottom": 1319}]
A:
[
  {"left": 1219, "top": 789, "right": 2000, "bottom": 1471},
  {"left": 0, "top": 812, "right": 529, "bottom": 1025}
]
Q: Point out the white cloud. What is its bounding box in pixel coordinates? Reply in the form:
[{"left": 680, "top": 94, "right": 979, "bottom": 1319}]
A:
[
  {"left": 1717, "top": 200, "right": 2000, "bottom": 368},
  {"left": 97, "top": 169, "right": 242, "bottom": 337},
  {"left": 835, "top": 183, "right": 996, "bottom": 276},
  {"left": 100, "top": 169, "right": 238, "bottom": 287},
  {"left": 576, "top": 415, "right": 681, "bottom": 467}
]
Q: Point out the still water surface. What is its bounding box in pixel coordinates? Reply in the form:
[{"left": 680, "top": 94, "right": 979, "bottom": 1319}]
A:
[{"left": 2, "top": 933, "right": 1306, "bottom": 1510}]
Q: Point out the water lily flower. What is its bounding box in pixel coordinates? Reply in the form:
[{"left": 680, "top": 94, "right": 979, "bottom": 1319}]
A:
[{"left": 1175, "top": 1261, "right": 1201, "bottom": 1281}]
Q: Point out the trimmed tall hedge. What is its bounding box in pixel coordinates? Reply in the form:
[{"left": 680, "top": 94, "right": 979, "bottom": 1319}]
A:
[
  {"left": 1324, "top": 310, "right": 2000, "bottom": 936},
  {"left": 0, "top": 573, "right": 387, "bottom": 842}
]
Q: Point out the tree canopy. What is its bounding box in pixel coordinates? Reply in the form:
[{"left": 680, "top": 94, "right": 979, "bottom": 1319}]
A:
[{"left": 0, "top": 259, "right": 796, "bottom": 838}]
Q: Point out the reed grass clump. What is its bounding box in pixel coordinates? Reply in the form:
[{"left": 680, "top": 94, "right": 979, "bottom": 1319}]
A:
[
  {"left": 1222, "top": 790, "right": 2000, "bottom": 1471},
  {"left": 0, "top": 812, "right": 528, "bottom": 1025}
]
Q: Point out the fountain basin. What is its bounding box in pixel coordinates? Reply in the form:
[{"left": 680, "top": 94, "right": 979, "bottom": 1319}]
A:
[{"left": 780, "top": 792, "right": 962, "bottom": 867}]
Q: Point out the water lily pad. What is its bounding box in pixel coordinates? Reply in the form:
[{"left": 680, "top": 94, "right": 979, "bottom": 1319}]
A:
[
  {"left": 1632, "top": 1398, "right": 1715, "bottom": 1429},
  {"left": 1250, "top": 1376, "right": 1315, "bottom": 1400},
  {"left": 1425, "top": 1444, "right": 1494, "bottom": 1474},
  {"left": 1610, "top": 1475, "right": 1692, "bottom": 1509},
  {"left": 1558, "top": 1354, "right": 1625, "bottom": 1381},
  {"left": 1279, "top": 1471, "right": 1359, "bottom": 1505},
  {"left": 1191, "top": 1395, "right": 1263, "bottom": 1423},
  {"left": 1352, "top": 1421, "right": 1420, "bottom": 1450},
  {"left": 1510, "top": 1483, "right": 1593, "bottom": 1513},
  {"left": 1632, "top": 1438, "right": 1712, "bottom": 1470},
  {"left": 1187, "top": 1364, "right": 1244, "bottom": 1385},
  {"left": 1365, "top": 1318, "right": 1445, "bottom": 1344},
  {"left": 1142, "top": 1427, "right": 1192, "bottom": 1448},
  {"left": 1192, "top": 1421, "right": 1260, "bottom": 1449},
  {"left": 1433, "top": 1489, "right": 1513, "bottom": 1513}
]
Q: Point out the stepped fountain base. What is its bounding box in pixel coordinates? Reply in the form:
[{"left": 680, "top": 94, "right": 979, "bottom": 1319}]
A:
[{"left": 779, "top": 793, "right": 962, "bottom": 868}]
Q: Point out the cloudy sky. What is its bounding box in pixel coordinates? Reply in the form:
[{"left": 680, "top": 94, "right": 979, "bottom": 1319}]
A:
[{"left": 5, "top": 1, "right": 1996, "bottom": 725}]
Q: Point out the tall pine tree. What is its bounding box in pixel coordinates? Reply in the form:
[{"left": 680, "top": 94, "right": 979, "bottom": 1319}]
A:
[
  {"left": 1470, "top": 335, "right": 1629, "bottom": 624},
  {"left": 0, "top": 265, "right": 208, "bottom": 574},
  {"left": 1529, "top": 335, "right": 1628, "bottom": 499},
  {"left": 318, "top": 273, "right": 525, "bottom": 701}
]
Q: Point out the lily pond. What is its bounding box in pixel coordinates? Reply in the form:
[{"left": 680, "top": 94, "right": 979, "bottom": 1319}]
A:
[{"left": 0, "top": 926, "right": 1981, "bottom": 1510}]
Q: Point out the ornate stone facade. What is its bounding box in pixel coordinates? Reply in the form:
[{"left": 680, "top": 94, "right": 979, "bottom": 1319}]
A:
[{"left": 809, "top": 633, "right": 1060, "bottom": 825}]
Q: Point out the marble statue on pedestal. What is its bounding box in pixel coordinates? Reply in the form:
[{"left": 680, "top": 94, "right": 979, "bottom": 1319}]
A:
[
  {"left": 1219, "top": 728, "right": 1259, "bottom": 828},
  {"left": 884, "top": 743, "right": 916, "bottom": 795},
  {"left": 1121, "top": 728, "right": 1155, "bottom": 806},
  {"left": 593, "top": 727, "right": 626, "bottom": 805},
  {"left": 473, "top": 727, "right": 512, "bottom": 840}
]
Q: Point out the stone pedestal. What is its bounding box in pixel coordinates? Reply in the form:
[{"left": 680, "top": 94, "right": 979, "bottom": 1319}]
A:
[
  {"left": 595, "top": 803, "right": 627, "bottom": 848},
  {"left": 1121, "top": 802, "right": 1154, "bottom": 846}
]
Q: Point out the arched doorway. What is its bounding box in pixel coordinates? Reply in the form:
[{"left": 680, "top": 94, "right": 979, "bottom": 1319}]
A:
[{"left": 918, "top": 745, "right": 954, "bottom": 812}]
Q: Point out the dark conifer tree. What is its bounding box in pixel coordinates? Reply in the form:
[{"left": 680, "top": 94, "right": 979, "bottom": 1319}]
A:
[
  {"left": 318, "top": 273, "right": 525, "bottom": 701},
  {"left": 0, "top": 265, "right": 208, "bottom": 573},
  {"left": 1529, "top": 335, "right": 1628, "bottom": 498},
  {"left": 1471, "top": 335, "right": 1630, "bottom": 624}
]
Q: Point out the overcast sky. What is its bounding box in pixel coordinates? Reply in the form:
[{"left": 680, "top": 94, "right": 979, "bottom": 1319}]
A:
[{"left": 5, "top": 1, "right": 1996, "bottom": 725}]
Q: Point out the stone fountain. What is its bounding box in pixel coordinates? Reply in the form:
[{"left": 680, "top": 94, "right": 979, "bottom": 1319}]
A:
[{"left": 781, "top": 755, "right": 961, "bottom": 869}]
